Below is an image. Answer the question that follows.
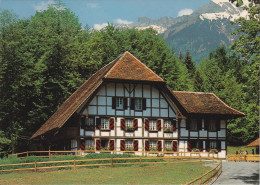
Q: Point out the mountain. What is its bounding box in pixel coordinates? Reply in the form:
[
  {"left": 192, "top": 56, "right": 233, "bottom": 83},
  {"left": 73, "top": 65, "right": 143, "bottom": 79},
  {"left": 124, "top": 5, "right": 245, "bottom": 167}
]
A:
[{"left": 130, "top": 0, "right": 249, "bottom": 63}]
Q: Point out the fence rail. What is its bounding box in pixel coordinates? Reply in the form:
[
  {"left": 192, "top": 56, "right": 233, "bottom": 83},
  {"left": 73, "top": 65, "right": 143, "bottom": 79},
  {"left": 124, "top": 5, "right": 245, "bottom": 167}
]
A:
[
  {"left": 227, "top": 154, "right": 260, "bottom": 162},
  {"left": 9, "top": 150, "right": 219, "bottom": 159}
]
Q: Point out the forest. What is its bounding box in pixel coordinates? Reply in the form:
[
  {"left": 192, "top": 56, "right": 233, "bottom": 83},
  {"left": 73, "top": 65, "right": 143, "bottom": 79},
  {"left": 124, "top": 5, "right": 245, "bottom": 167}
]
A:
[{"left": 0, "top": 1, "right": 259, "bottom": 157}]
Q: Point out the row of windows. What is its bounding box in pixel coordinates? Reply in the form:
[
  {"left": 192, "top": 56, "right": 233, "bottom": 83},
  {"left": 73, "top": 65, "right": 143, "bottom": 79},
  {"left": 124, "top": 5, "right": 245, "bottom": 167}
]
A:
[
  {"left": 80, "top": 116, "right": 176, "bottom": 132},
  {"left": 112, "top": 97, "right": 146, "bottom": 111},
  {"left": 188, "top": 140, "right": 222, "bottom": 152},
  {"left": 188, "top": 119, "right": 221, "bottom": 132}
]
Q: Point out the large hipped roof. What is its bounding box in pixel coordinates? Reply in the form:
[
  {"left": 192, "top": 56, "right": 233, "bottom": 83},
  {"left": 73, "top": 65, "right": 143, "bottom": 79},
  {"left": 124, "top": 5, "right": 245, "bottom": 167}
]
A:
[{"left": 31, "top": 51, "right": 164, "bottom": 139}]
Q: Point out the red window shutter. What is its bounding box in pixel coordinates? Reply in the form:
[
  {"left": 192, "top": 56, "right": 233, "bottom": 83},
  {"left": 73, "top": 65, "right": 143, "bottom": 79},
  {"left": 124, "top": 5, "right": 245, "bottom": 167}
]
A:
[
  {"left": 145, "top": 140, "right": 150, "bottom": 151},
  {"left": 120, "top": 140, "right": 125, "bottom": 151},
  {"left": 133, "top": 119, "right": 138, "bottom": 131},
  {"left": 134, "top": 140, "right": 138, "bottom": 151},
  {"left": 187, "top": 141, "right": 192, "bottom": 152},
  {"left": 109, "top": 140, "right": 114, "bottom": 150},
  {"left": 199, "top": 141, "right": 203, "bottom": 152},
  {"left": 109, "top": 118, "right": 114, "bottom": 130},
  {"left": 206, "top": 140, "right": 210, "bottom": 152},
  {"left": 123, "top": 98, "right": 128, "bottom": 110},
  {"left": 80, "top": 139, "right": 85, "bottom": 150},
  {"left": 157, "top": 119, "right": 161, "bottom": 131},
  {"left": 172, "top": 120, "right": 176, "bottom": 131},
  {"left": 145, "top": 119, "right": 149, "bottom": 131},
  {"left": 121, "top": 118, "right": 125, "bottom": 130},
  {"left": 130, "top": 98, "right": 135, "bottom": 110},
  {"left": 142, "top": 98, "right": 146, "bottom": 110},
  {"left": 157, "top": 141, "right": 162, "bottom": 151},
  {"left": 112, "top": 97, "right": 116, "bottom": 109},
  {"left": 96, "top": 140, "right": 101, "bottom": 150},
  {"left": 96, "top": 118, "right": 101, "bottom": 129},
  {"left": 173, "top": 141, "right": 178, "bottom": 152}
]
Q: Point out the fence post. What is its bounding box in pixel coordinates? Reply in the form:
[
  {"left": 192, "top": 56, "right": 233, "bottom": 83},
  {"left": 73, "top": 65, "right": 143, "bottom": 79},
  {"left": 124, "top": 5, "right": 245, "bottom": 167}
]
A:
[
  {"left": 168, "top": 156, "right": 170, "bottom": 164},
  {"left": 48, "top": 150, "right": 51, "bottom": 160},
  {"left": 111, "top": 158, "right": 113, "bottom": 167},
  {"left": 139, "top": 157, "right": 142, "bottom": 165},
  {"left": 26, "top": 151, "right": 29, "bottom": 158},
  {"left": 200, "top": 155, "right": 201, "bottom": 162},
  {"left": 34, "top": 162, "right": 37, "bottom": 172},
  {"left": 73, "top": 159, "right": 76, "bottom": 170}
]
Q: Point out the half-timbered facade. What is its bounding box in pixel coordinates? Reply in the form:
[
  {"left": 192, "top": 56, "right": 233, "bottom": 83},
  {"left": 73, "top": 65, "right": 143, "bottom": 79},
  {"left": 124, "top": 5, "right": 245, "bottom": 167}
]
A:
[{"left": 31, "top": 51, "right": 245, "bottom": 158}]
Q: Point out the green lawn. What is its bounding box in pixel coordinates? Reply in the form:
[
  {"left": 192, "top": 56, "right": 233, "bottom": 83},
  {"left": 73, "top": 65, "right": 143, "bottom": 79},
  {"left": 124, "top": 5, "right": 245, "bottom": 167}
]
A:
[
  {"left": 0, "top": 163, "right": 211, "bottom": 184},
  {"left": 227, "top": 145, "right": 255, "bottom": 155}
]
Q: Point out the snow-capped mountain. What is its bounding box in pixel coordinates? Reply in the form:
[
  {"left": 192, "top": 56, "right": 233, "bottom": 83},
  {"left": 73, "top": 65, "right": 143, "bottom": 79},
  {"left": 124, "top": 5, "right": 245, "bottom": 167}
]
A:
[{"left": 129, "top": 0, "right": 249, "bottom": 62}]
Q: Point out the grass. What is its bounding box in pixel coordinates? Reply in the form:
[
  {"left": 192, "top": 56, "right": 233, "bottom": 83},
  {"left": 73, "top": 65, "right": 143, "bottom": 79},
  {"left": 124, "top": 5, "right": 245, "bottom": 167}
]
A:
[
  {"left": 0, "top": 163, "right": 211, "bottom": 184},
  {"left": 227, "top": 145, "right": 255, "bottom": 155}
]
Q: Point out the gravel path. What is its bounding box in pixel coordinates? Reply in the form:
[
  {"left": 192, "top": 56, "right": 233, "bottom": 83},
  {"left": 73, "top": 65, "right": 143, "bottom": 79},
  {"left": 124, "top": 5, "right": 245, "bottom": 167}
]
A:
[{"left": 213, "top": 161, "right": 259, "bottom": 185}]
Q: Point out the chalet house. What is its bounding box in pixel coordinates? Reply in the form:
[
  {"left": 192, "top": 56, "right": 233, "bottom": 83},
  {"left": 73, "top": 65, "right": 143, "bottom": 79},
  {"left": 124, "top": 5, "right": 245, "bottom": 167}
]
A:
[{"left": 31, "top": 51, "right": 245, "bottom": 158}]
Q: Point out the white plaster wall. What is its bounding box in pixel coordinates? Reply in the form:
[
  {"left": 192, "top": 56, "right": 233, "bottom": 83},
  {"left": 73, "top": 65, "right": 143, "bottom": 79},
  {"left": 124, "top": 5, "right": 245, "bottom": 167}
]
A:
[
  {"left": 85, "top": 131, "right": 94, "bottom": 136},
  {"left": 172, "top": 131, "right": 178, "bottom": 138},
  {"left": 209, "top": 132, "right": 217, "bottom": 138},
  {"left": 178, "top": 140, "right": 185, "bottom": 152},
  {"left": 164, "top": 133, "right": 173, "bottom": 138},
  {"left": 101, "top": 132, "right": 109, "bottom": 136},
  {"left": 190, "top": 132, "right": 198, "bottom": 137},
  {"left": 80, "top": 129, "right": 84, "bottom": 136},
  {"left": 218, "top": 130, "right": 226, "bottom": 137},
  {"left": 143, "top": 85, "right": 151, "bottom": 98},
  {"left": 181, "top": 128, "right": 188, "bottom": 137},
  {"left": 200, "top": 130, "right": 207, "bottom": 137},
  {"left": 149, "top": 133, "right": 158, "bottom": 137}
]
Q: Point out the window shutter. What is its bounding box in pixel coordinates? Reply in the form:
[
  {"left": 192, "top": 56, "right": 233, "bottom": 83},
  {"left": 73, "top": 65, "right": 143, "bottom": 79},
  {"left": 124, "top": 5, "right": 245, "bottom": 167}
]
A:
[
  {"left": 145, "top": 140, "right": 150, "bottom": 151},
  {"left": 198, "top": 119, "right": 202, "bottom": 130},
  {"left": 123, "top": 98, "right": 128, "bottom": 109},
  {"left": 109, "top": 118, "right": 114, "bottom": 130},
  {"left": 217, "top": 140, "right": 221, "bottom": 152},
  {"left": 145, "top": 119, "right": 149, "bottom": 131},
  {"left": 112, "top": 97, "right": 116, "bottom": 109},
  {"left": 134, "top": 140, "right": 138, "bottom": 151},
  {"left": 172, "top": 120, "right": 176, "bottom": 131},
  {"left": 157, "top": 141, "right": 162, "bottom": 151},
  {"left": 80, "top": 116, "right": 86, "bottom": 129},
  {"left": 133, "top": 119, "right": 138, "bottom": 131},
  {"left": 206, "top": 140, "right": 210, "bottom": 152},
  {"left": 199, "top": 141, "right": 203, "bottom": 152},
  {"left": 216, "top": 120, "right": 221, "bottom": 131},
  {"left": 157, "top": 119, "right": 161, "bottom": 131},
  {"left": 173, "top": 141, "right": 178, "bottom": 152},
  {"left": 186, "top": 119, "right": 190, "bottom": 130},
  {"left": 142, "top": 98, "right": 146, "bottom": 110},
  {"left": 120, "top": 140, "right": 125, "bottom": 151},
  {"left": 187, "top": 141, "right": 192, "bottom": 152},
  {"left": 109, "top": 140, "right": 114, "bottom": 150},
  {"left": 96, "top": 140, "right": 101, "bottom": 150},
  {"left": 130, "top": 98, "right": 135, "bottom": 110},
  {"left": 121, "top": 118, "right": 125, "bottom": 130},
  {"left": 80, "top": 139, "right": 85, "bottom": 150},
  {"left": 204, "top": 119, "right": 208, "bottom": 131},
  {"left": 96, "top": 118, "right": 101, "bottom": 129}
]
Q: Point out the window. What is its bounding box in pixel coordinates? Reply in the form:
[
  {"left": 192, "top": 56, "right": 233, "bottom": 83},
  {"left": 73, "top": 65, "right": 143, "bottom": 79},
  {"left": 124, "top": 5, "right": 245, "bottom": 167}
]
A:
[
  {"left": 130, "top": 98, "right": 146, "bottom": 110},
  {"left": 190, "top": 119, "right": 198, "bottom": 131},
  {"left": 101, "top": 118, "right": 109, "bottom": 130},
  {"left": 86, "top": 118, "right": 94, "bottom": 130},
  {"left": 125, "top": 140, "right": 133, "bottom": 150},
  {"left": 165, "top": 141, "right": 172, "bottom": 150},
  {"left": 135, "top": 98, "right": 142, "bottom": 110},
  {"left": 210, "top": 141, "right": 217, "bottom": 149},
  {"left": 149, "top": 141, "right": 157, "bottom": 150},
  {"left": 149, "top": 120, "right": 157, "bottom": 131},
  {"left": 85, "top": 140, "right": 93, "bottom": 150},
  {"left": 126, "top": 119, "right": 133, "bottom": 127},
  {"left": 208, "top": 120, "right": 217, "bottom": 131},
  {"left": 116, "top": 97, "right": 124, "bottom": 109},
  {"left": 164, "top": 120, "right": 172, "bottom": 132}
]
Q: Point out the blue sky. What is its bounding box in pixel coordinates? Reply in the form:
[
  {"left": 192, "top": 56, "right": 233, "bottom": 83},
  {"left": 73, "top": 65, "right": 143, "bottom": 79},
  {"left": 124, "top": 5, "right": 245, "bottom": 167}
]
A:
[{"left": 0, "top": 0, "right": 211, "bottom": 29}]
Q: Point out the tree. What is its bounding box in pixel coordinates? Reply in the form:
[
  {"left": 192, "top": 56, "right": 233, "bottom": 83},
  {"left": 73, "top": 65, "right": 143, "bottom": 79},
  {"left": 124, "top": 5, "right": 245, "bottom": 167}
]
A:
[{"left": 184, "top": 51, "right": 196, "bottom": 78}]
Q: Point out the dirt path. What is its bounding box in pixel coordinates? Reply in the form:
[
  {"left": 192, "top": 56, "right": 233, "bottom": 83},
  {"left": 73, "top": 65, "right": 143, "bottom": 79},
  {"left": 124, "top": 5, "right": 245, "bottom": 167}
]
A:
[{"left": 213, "top": 161, "right": 259, "bottom": 185}]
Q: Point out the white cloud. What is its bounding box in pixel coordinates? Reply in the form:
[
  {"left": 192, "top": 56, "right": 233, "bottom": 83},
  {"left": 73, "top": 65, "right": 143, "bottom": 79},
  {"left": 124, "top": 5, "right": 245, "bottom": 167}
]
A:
[
  {"left": 93, "top": 23, "right": 108, "bottom": 30},
  {"left": 34, "top": 0, "right": 54, "bottom": 12},
  {"left": 115, "top": 18, "right": 133, "bottom": 25},
  {"left": 87, "top": 3, "right": 98, "bottom": 8},
  {"left": 178, "top": 8, "right": 193, "bottom": 17}
]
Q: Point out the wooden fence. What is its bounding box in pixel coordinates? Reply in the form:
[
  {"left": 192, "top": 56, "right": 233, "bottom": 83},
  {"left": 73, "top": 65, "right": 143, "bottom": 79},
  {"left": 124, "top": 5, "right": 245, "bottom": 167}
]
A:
[
  {"left": 186, "top": 160, "right": 222, "bottom": 185},
  {"left": 227, "top": 154, "right": 260, "bottom": 162},
  {"left": 9, "top": 150, "right": 219, "bottom": 159}
]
